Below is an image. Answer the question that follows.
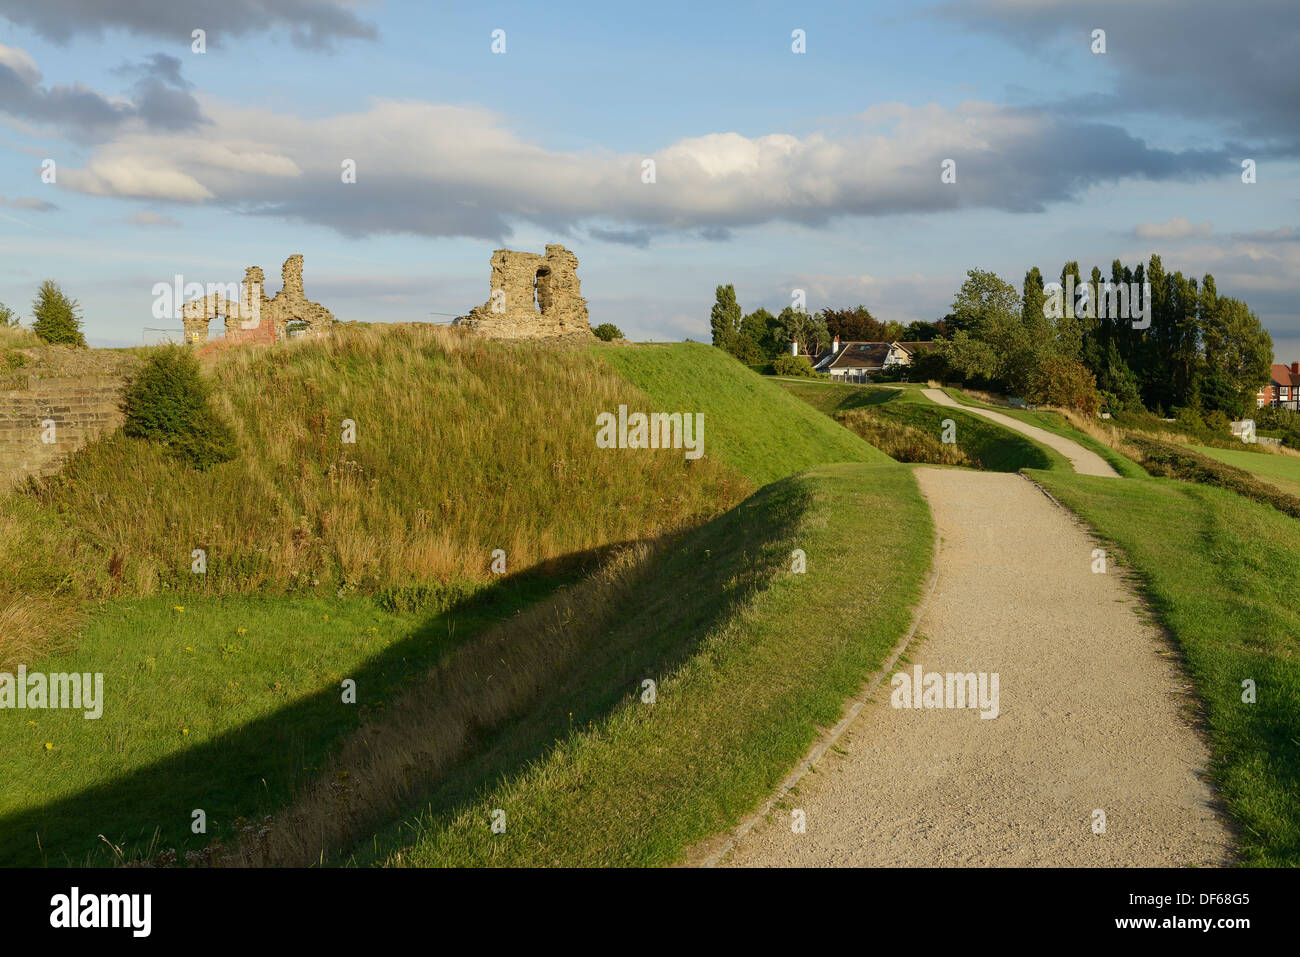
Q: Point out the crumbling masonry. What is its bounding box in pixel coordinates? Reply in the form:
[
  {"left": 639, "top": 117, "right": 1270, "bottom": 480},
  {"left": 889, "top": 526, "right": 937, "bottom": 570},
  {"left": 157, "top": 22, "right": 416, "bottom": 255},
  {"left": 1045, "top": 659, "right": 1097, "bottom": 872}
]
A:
[
  {"left": 456, "top": 245, "right": 593, "bottom": 340},
  {"left": 182, "top": 255, "right": 335, "bottom": 346}
]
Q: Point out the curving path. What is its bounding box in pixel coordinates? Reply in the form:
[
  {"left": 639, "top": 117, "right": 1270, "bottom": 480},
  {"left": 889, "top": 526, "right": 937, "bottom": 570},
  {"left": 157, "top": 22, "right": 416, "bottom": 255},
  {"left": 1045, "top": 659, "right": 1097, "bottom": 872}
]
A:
[
  {"left": 921, "top": 388, "right": 1119, "bottom": 478},
  {"left": 716, "top": 467, "right": 1230, "bottom": 867}
]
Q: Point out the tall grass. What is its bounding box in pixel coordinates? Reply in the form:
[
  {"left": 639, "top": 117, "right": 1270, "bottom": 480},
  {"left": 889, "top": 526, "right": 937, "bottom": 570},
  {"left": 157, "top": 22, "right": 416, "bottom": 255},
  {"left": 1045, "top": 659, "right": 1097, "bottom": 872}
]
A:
[{"left": 2, "top": 324, "right": 747, "bottom": 664}]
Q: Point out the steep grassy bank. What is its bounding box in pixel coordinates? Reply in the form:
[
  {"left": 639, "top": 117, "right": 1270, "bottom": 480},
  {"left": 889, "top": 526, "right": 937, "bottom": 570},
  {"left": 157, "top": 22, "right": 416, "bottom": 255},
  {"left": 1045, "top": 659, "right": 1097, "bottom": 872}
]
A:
[
  {"left": 598, "top": 343, "right": 890, "bottom": 484},
  {"left": 347, "top": 461, "right": 932, "bottom": 867},
  {"left": 1032, "top": 469, "right": 1300, "bottom": 866},
  {"left": 776, "top": 379, "right": 1054, "bottom": 471},
  {"left": 1, "top": 325, "right": 749, "bottom": 664}
]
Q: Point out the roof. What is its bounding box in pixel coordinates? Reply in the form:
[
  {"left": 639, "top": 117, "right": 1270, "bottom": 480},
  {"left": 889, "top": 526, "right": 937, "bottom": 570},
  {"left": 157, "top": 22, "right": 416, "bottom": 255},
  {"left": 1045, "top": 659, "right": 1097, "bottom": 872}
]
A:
[
  {"left": 893, "top": 340, "right": 938, "bottom": 354},
  {"left": 824, "top": 341, "right": 891, "bottom": 369},
  {"left": 1270, "top": 363, "right": 1300, "bottom": 387}
]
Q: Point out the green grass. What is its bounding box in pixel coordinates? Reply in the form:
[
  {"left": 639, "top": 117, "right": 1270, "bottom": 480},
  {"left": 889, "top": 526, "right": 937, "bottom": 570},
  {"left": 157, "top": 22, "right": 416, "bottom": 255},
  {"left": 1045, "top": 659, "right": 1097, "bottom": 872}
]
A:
[
  {"left": 1031, "top": 468, "right": 1300, "bottom": 866},
  {"left": 1194, "top": 445, "right": 1300, "bottom": 497},
  {"left": 775, "top": 379, "right": 1055, "bottom": 472},
  {"left": 0, "top": 573, "right": 569, "bottom": 866},
  {"left": 360, "top": 461, "right": 932, "bottom": 867},
  {"left": 941, "top": 387, "right": 1146, "bottom": 478},
  {"left": 598, "top": 343, "right": 891, "bottom": 484}
]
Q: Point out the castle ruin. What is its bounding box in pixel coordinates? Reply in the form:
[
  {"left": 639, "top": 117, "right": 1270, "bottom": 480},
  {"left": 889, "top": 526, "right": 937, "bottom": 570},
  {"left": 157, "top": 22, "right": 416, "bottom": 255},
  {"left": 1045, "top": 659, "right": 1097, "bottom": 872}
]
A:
[
  {"left": 182, "top": 254, "right": 335, "bottom": 346},
  {"left": 456, "top": 245, "right": 593, "bottom": 340}
]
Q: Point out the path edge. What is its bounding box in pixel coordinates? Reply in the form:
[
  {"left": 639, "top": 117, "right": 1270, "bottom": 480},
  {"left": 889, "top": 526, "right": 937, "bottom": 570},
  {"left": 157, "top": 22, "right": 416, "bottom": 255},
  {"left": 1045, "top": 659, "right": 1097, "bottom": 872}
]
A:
[{"left": 688, "top": 468, "right": 944, "bottom": 868}]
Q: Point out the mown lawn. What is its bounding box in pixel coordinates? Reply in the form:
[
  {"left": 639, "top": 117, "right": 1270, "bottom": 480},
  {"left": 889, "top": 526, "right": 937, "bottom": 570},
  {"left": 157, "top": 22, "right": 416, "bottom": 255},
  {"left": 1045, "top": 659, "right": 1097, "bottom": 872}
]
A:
[
  {"left": 1032, "top": 468, "right": 1300, "bottom": 866},
  {"left": 1194, "top": 445, "right": 1300, "bottom": 497},
  {"left": 0, "top": 576, "right": 566, "bottom": 866}
]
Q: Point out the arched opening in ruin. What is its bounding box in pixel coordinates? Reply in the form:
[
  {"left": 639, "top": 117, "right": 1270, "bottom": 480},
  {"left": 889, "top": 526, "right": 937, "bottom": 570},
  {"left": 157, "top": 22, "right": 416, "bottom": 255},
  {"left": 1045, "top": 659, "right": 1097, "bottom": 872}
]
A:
[{"left": 534, "top": 266, "right": 553, "bottom": 315}]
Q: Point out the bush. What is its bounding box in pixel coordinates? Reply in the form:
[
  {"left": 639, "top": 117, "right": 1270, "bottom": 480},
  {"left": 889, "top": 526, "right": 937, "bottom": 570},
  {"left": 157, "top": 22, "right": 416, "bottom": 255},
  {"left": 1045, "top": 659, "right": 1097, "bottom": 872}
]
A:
[
  {"left": 772, "top": 354, "right": 818, "bottom": 377},
  {"left": 121, "top": 345, "right": 237, "bottom": 469},
  {"left": 31, "top": 280, "right": 87, "bottom": 347},
  {"left": 593, "top": 323, "right": 625, "bottom": 342},
  {"left": 1029, "top": 355, "right": 1102, "bottom": 416}
]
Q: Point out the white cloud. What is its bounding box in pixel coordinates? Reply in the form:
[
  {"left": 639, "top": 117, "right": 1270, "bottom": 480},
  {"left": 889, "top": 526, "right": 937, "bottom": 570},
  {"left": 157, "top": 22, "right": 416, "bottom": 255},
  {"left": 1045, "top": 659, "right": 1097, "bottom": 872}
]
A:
[
  {"left": 1135, "top": 217, "right": 1213, "bottom": 241},
  {"left": 47, "top": 95, "right": 1228, "bottom": 242}
]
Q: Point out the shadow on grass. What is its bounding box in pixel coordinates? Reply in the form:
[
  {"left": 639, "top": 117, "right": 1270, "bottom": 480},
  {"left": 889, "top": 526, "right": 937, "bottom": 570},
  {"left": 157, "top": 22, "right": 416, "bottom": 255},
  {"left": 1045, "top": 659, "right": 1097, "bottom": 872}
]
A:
[
  {"left": 4, "top": 472, "right": 811, "bottom": 868},
  {"left": 342, "top": 474, "right": 815, "bottom": 867},
  {"left": 0, "top": 550, "right": 618, "bottom": 867}
]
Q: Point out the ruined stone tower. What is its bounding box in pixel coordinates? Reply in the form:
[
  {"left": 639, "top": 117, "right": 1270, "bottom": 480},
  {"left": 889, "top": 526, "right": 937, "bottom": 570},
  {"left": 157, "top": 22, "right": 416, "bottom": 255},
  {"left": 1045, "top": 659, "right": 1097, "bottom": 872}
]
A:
[
  {"left": 457, "top": 245, "right": 593, "bottom": 340},
  {"left": 182, "top": 254, "right": 335, "bottom": 346}
]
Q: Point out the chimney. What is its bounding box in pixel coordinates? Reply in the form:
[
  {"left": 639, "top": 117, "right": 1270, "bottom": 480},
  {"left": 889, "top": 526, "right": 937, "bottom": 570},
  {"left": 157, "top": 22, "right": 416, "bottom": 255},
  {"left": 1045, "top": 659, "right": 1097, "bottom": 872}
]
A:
[
  {"left": 1292, "top": 361, "right": 1299, "bottom": 375},
  {"left": 832, "top": 335, "right": 840, "bottom": 354}
]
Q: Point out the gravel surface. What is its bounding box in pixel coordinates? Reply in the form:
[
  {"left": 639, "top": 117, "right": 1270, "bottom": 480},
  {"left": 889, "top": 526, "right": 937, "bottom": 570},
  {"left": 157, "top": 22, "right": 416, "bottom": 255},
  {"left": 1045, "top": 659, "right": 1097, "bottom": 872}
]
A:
[
  {"left": 922, "top": 388, "right": 1119, "bottom": 478},
  {"left": 719, "top": 468, "right": 1230, "bottom": 867}
]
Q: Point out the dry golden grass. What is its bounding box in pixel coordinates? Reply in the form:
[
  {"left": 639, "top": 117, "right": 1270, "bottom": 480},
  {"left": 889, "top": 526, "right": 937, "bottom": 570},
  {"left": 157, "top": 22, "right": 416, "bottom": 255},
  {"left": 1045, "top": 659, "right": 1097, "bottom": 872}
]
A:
[{"left": 2, "top": 323, "right": 748, "bottom": 664}]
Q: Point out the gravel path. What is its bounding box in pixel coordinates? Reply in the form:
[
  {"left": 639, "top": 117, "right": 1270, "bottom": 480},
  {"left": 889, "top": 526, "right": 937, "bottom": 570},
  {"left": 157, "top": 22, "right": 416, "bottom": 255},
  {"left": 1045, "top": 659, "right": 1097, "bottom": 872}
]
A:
[
  {"left": 717, "top": 468, "right": 1230, "bottom": 867},
  {"left": 921, "top": 388, "right": 1119, "bottom": 478}
]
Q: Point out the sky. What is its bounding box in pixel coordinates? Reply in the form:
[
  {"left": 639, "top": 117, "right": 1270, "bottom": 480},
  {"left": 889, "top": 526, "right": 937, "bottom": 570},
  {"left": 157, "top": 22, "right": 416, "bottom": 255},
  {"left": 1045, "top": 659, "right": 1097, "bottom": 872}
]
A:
[{"left": 0, "top": 0, "right": 1297, "bottom": 359}]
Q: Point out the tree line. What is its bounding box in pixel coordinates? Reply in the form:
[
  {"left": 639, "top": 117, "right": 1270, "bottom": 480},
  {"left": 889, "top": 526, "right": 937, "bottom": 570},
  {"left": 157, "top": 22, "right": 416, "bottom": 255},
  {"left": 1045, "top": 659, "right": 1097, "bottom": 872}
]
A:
[{"left": 709, "top": 253, "right": 1274, "bottom": 416}]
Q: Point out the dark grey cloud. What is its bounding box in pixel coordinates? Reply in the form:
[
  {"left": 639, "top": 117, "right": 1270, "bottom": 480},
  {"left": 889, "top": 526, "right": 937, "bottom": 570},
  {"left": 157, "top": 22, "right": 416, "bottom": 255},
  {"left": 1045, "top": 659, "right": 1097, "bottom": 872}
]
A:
[
  {"left": 0, "top": 0, "right": 377, "bottom": 49},
  {"left": 0, "top": 48, "right": 206, "bottom": 135},
  {"left": 936, "top": 0, "right": 1300, "bottom": 152}
]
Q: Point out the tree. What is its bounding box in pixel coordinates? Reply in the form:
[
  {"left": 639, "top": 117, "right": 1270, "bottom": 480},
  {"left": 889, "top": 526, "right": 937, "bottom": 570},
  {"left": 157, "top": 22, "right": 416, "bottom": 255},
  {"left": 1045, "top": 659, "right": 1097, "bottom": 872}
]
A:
[
  {"left": 949, "top": 269, "right": 1035, "bottom": 393},
  {"left": 903, "top": 319, "right": 947, "bottom": 341},
  {"left": 778, "top": 306, "right": 829, "bottom": 355},
  {"left": 1021, "top": 267, "right": 1049, "bottom": 346},
  {"left": 31, "top": 280, "right": 86, "bottom": 346},
  {"left": 593, "top": 323, "right": 624, "bottom": 342},
  {"left": 820, "top": 305, "right": 886, "bottom": 342},
  {"left": 0, "top": 301, "right": 17, "bottom": 327},
  {"left": 739, "top": 307, "right": 783, "bottom": 358},
  {"left": 709, "top": 284, "right": 743, "bottom": 355}
]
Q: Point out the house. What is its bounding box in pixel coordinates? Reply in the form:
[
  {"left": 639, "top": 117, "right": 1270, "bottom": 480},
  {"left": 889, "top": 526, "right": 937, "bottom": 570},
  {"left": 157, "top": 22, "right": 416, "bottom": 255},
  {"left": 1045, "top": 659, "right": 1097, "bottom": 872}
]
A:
[
  {"left": 811, "top": 337, "right": 937, "bottom": 382},
  {"left": 1263, "top": 362, "right": 1300, "bottom": 410}
]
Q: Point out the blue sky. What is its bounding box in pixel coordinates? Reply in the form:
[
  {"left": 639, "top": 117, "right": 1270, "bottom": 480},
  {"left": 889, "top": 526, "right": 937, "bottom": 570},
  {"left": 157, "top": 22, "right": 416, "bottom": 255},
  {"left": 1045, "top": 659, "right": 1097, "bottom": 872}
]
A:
[{"left": 1, "top": 0, "right": 1297, "bottom": 358}]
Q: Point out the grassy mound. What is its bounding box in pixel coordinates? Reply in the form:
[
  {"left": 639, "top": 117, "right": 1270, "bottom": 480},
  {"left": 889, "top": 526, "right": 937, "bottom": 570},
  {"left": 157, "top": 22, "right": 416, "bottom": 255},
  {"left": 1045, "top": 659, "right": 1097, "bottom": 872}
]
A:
[
  {"left": 308, "top": 461, "right": 930, "bottom": 868},
  {"left": 598, "top": 343, "right": 890, "bottom": 484},
  {"left": 2, "top": 325, "right": 749, "bottom": 663},
  {"left": 776, "top": 379, "right": 1052, "bottom": 471}
]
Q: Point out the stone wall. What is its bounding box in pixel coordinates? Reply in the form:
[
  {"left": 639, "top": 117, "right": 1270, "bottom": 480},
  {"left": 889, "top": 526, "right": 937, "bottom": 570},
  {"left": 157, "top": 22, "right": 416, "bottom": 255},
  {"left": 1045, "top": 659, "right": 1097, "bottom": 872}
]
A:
[
  {"left": 182, "top": 255, "right": 335, "bottom": 346},
  {"left": 457, "top": 244, "right": 593, "bottom": 340},
  {"left": 0, "top": 375, "right": 127, "bottom": 488}
]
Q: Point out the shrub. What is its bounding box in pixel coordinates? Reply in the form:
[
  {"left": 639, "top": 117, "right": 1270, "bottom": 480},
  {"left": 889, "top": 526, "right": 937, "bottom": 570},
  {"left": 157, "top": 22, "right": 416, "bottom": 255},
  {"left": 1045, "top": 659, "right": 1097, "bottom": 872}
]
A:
[
  {"left": 0, "top": 301, "right": 17, "bottom": 327},
  {"left": 31, "top": 280, "right": 87, "bottom": 347},
  {"left": 593, "top": 323, "right": 625, "bottom": 342},
  {"left": 1029, "top": 355, "right": 1102, "bottom": 416},
  {"left": 121, "top": 345, "right": 237, "bottom": 470},
  {"left": 772, "top": 354, "right": 818, "bottom": 377}
]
